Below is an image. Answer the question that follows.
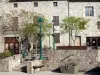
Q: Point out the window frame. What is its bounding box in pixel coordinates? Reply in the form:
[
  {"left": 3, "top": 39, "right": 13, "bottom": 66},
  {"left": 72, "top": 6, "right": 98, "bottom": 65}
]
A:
[
  {"left": 75, "top": 36, "right": 81, "bottom": 46},
  {"left": 53, "top": 16, "right": 59, "bottom": 26},
  {"left": 13, "top": 3, "right": 18, "bottom": 8},
  {"left": 34, "top": 2, "right": 38, "bottom": 7},
  {"left": 12, "top": 17, "right": 18, "bottom": 31},
  {"left": 85, "top": 6, "right": 94, "bottom": 17},
  {"left": 53, "top": 2, "right": 58, "bottom": 6}
]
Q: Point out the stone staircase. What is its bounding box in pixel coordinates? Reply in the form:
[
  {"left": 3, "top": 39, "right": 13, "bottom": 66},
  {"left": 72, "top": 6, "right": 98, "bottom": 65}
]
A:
[
  {"left": 12, "top": 62, "right": 27, "bottom": 72},
  {"left": 12, "top": 51, "right": 48, "bottom": 72}
]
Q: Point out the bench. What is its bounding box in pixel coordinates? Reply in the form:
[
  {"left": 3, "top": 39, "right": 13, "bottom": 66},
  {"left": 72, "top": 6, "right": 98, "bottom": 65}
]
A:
[{"left": 27, "top": 60, "right": 44, "bottom": 74}]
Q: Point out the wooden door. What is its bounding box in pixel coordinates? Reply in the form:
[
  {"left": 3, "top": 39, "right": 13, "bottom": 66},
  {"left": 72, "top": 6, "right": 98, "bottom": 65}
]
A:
[
  {"left": 5, "top": 37, "right": 19, "bottom": 54},
  {"left": 75, "top": 36, "right": 81, "bottom": 46}
]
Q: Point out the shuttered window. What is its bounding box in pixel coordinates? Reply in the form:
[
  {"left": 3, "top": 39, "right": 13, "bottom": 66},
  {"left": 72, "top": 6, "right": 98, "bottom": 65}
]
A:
[
  {"left": 53, "top": 16, "right": 59, "bottom": 26},
  {"left": 12, "top": 17, "right": 18, "bottom": 31},
  {"left": 54, "top": 33, "right": 60, "bottom": 43},
  {"left": 97, "top": 21, "right": 100, "bottom": 29}
]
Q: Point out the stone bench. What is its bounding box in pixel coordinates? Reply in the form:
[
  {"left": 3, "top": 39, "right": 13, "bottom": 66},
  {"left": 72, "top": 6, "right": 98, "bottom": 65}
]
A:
[{"left": 27, "top": 60, "right": 44, "bottom": 74}]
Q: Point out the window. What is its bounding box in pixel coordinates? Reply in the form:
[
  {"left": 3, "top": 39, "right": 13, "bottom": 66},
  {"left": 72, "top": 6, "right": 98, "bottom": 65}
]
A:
[
  {"left": 54, "top": 33, "right": 60, "bottom": 43},
  {"left": 0, "top": 16, "right": 2, "bottom": 21},
  {"left": 4, "top": 37, "right": 19, "bottom": 54},
  {"left": 97, "top": 21, "right": 100, "bottom": 29},
  {"left": 13, "top": 3, "right": 18, "bottom": 7},
  {"left": 75, "top": 36, "right": 81, "bottom": 46},
  {"left": 86, "top": 37, "right": 100, "bottom": 49},
  {"left": 53, "top": 16, "right": 59, "bottom": 26},
  {"left": 53, "top": 2, "right": 58, "bottom": 6},
  {"left": 85, "top": 6, "right": 94, "bottom": 16},
  {"left": 34, "top": 2, "right": 38, "bottom": 7},
  {"left": 12, "top": 17, "right": 18, "bottom": 31}
]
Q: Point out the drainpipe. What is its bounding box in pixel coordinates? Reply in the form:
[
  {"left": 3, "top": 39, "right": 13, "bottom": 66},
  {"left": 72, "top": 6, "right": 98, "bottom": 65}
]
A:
[{"left": 67, "top": 0, "right": 70, "bottom": 46}]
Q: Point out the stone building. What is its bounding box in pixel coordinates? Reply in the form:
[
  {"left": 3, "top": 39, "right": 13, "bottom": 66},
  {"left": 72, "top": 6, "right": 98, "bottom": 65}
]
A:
[{"left": 0, "top": 0, "right": 100, "bottom": 53}]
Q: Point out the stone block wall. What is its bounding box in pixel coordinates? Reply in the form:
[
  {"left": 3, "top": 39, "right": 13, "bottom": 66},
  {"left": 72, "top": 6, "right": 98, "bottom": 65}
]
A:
[
  {"left": 42, "top": 49, "right": 99, "bottom": 72},
  {"left": 0, "top": 54, "right": 21, "bottom": 72}
]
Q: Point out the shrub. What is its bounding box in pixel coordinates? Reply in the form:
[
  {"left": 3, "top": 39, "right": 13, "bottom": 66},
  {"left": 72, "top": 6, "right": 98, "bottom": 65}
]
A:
[
  {"left": 0, "top": 53, "right": 5, "bottom": 59},
  {"left": 9, "top": 50, "right": 14, "bottom": 56},
  {"left": 3, "top": 50, "right": 11, "bottom": 57},
  {"left": 0, "top": 50, "right": 11, "bottom": 59}
]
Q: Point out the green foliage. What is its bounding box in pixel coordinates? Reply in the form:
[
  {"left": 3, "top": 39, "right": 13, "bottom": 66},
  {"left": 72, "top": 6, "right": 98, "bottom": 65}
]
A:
[
  {"left": 9, "top": 50, "right": 14, "bottom": 56},
  {"left": 21, "top": 11, "right": 52, "bottom": 42},
  {"left": 0, "top": 50, "right": 11, "bottom": 59},
  {"left": 3, "top": 50, "right": 11, "bottom": 57},
  {"left": 60, "top": 16, "right": 89, "bottom": 34}
]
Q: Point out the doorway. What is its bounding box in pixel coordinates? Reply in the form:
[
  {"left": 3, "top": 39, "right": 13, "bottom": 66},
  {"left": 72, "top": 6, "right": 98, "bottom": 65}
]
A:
[
  {"left": 4, "top": 37, "right": 19, "bottom": 54},
  {"left": 86, "top": 37, "right": 100, "bottom": 49},
  {"left": 75, "top": 36, "right": 81, "bottom": 46}
]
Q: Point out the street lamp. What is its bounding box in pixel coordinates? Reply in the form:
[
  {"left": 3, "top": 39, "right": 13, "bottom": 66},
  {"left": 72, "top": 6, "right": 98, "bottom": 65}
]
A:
[
  {"left": 37, "top": 17, "right": 44, "bottom": 60},
  {"left": 67, "top": 0, "right": 70, "bottom": 46},
  {"left": 52, "top": 20, "right": 55, "bottom": 50}
]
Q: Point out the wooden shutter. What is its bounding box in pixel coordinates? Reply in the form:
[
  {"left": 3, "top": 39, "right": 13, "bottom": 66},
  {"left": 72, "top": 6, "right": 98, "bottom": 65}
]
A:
[
  {"left": 54, "top": 33, "right": 60, "bottom": 43},
  {"left": 0, "top": 16, "right": 2, "bottom": 21},
  {"left": 53, "top": 16, "right": 59, "bottom": 26},
  {"left": 33, "top": 16, "right": 39, "bottom": 24},
  {"left": 97, "top": 21, "right": 100, "bottom": 29},
  {"left": 12, "top": 17, "right": 18, "bottom": 31}
]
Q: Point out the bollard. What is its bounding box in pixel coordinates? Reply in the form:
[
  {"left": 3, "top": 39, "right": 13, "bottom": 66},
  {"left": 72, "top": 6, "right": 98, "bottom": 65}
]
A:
[{"left": 27, "top": 61, "right": 33, "bottom": 74}]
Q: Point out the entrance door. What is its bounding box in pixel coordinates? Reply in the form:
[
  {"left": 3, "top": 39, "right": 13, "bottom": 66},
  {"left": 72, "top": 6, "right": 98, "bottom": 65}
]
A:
[
  {"left": 5, "top": 37, "right": 19, "bottom": 54},
  {"left": 86, "top": 37, "right": 99, "bottom": 49},
  {"left": 75, "top": 36, "right": 81, "bottom": 46},
  {"left": 92, "top": 37, "right": 98, "bottom": 46}
]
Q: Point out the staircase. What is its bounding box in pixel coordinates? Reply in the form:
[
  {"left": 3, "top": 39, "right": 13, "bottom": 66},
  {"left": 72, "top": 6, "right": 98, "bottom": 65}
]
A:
[
  {"left": 12, "top": 62, "right": 27, "bottom": 72},
  {"left": 12, "top": 51, "right": 48, "bottom": 72}
]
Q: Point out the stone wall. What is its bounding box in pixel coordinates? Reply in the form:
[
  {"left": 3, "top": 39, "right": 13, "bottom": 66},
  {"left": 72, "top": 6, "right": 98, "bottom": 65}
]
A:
[
  {"left": 0, "top": 54, "right": 21, "bottom": 72},
  {"left": 43, "top": 49, "right": 99, "bottom": 72}
]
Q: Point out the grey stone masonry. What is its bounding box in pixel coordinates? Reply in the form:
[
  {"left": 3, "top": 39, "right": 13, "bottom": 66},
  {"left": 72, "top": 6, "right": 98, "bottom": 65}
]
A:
[
  {"left": 42, "top": 49, "right": 99, "bottom": 72},
  {"left": 0, "top": 54, "right": 21, "bottom": 72}
]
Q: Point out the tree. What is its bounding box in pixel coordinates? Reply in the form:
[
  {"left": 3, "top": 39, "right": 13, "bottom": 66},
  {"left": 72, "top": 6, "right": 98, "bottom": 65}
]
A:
[
  {"left": 60, "top": 16, "right": 89, "bottom": 46},
  {"left": 18, "top": 10, "right": 52, "bottom": 53},
  {"left": 0, "top": 10, "right": 52, "bottom": 54}
]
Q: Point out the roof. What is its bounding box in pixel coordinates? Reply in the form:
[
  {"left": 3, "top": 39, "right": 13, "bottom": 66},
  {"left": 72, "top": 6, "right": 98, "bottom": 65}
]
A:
[{"left": 9, "top": 0, "right": 100, "bottom": 2}]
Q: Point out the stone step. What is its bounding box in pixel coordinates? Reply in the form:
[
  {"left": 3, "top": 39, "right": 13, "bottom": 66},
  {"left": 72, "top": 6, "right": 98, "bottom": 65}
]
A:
[
  {"left": 15, "top": 63, "right": 26, "bottom": 68},
  {"left": 12, "top": 68, "right": 21, "bottom": 72},
  {"left": 12, "top": 63, "right": 27, "bottom": 72}
]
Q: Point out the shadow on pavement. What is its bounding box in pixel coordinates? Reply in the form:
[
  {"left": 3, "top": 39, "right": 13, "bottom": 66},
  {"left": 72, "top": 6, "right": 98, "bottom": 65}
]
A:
[
  {"left": 21, "top": 66, "right": 27, "bottom": 73},
  {"left": 84, "top": 66, "right": 100, "bottom": 75},
  {"left": 52, "top": 67, "right": 61, "bottom": 73}
]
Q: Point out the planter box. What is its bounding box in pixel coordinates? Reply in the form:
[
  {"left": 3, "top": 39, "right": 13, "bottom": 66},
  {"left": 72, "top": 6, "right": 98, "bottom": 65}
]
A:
[
  {"left": 60, "top": 64, "right": 78, "bottom": 74},
  {"left": 57, "top": 46, "right": 87, "bottom": 50}
]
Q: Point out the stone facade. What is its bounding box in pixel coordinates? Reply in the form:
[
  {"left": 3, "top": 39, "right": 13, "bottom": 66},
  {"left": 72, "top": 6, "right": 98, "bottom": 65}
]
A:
[
  {"left": 42, "top": 49, "right": 99, "bottom": 72},
  {"left": 0, "top": 1, "right": 100, "bottom": 51}
]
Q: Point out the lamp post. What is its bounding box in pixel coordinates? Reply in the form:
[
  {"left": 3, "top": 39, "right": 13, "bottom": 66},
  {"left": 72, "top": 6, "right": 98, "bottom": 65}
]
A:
[
  {"left": 37, "top": 17, "right": 44, "bottom": 60},
  {"left": 52, "top": 20, "right": 55, "bottom": 50},
  {"left": 67, "top": 0, "right": 70, "bottom": 46}
]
